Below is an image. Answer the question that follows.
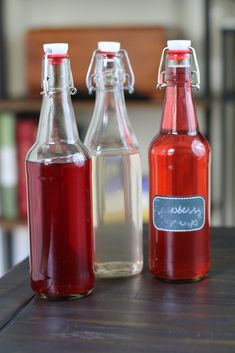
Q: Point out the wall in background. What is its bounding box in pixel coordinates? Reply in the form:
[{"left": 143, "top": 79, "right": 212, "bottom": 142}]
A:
[
  {"left": 4, "top": 0, "right": 235, "bottom": 97},
  {"left": 3, "top": 0, "right": 207, "bottom": 174},
  {"left": 4, "top": 0, "right": 205, "bottom": 98}
]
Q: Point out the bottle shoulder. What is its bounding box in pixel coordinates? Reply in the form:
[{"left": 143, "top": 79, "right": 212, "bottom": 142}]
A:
[
  {"left": 85, "top": 122, "right": 140, "bottom": 155},
  {"left": 85, "top": 137, "right": 139, "bottom": 155},
  {"left": 26, "top": 141, "right": 90, "bottom": 163},
  {"left": 85, "top": 96, "right": 140, "bottom": 154},
  {"left": 149, "top": 131, "right": 210, "bottom": 157}
]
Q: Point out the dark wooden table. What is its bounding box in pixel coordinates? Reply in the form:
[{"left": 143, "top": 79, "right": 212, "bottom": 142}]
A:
[{"left": 0, "top": 227, "right": 234, "bottom": 353}]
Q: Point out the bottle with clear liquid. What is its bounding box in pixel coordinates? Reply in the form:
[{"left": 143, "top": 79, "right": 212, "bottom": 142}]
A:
[
  {"left": 26, "top": 43, "right": 94, "bottom": 299},
  {"left": 85, "top": 41, "right": 143, "bottom": 278},
  {"left": 149, "top": 40, "right": 210, "bottom": 282}
]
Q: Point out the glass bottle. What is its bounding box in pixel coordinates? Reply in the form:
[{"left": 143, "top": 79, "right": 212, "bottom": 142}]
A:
[
  {"left": 149, "top": 40, "right": 210, "bottom": 282},
  {"left": 85, "top": 41, "right": 143, "bottom": 278},
  {"left": 26, "top": 43, "right": 94, "bottom": 299}
]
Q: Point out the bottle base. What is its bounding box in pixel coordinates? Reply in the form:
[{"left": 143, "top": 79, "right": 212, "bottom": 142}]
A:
[
  {"left": 154, "top": 272, "right": 208, "bottom": 283},
  {"left": 38, "top": 288, "right": 94, "bottom": 301},
  {"left": 95, "top": 261, "right": 143, "bottom": 278}
]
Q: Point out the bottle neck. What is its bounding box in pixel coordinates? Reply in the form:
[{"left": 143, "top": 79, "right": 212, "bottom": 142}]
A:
[
  {"left": 94, "top": 52, "right": 125, "bottom": 90},
  {"left": 85, "top": 53, "right": 139, "bottom": 152},
  {"left": 37, "top": 56, "right": 79, "bottom": 145},
  {"left": 95, "top": 86, "right": 126, "bottom": 116},
  {"left": 93, "top": 53, "right": 128, "bottom": 125},
  {"left": 161, "top": 53, "right": 198, "bottom": 134}
]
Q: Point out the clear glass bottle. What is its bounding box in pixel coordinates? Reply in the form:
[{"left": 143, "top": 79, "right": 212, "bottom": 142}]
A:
[
  {"left": 26, "top": 43, "right": 94, "bottom": 299},
  {"left": 85, "top": 41, "right": 143, "bottom": 278},
  {"left": 149, "top": 40, "right": 210, "bottom": 282}
]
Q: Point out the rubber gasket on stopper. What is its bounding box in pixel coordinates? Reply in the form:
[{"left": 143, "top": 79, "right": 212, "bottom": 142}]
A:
[{"left": 98, "top": 41, "right": 120, "bottom": 53}]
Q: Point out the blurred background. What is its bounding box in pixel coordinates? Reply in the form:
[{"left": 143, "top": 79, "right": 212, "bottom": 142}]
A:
[{"left": 0, "top": 0, "right": 234, "bottom": 276}]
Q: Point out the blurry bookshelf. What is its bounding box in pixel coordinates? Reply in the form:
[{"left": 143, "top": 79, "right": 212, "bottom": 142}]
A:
[
  {"left": 0, "top": 112, "right": 36, "bottom": 277},
  {"left": 0, "top": 112, "right": 37, "bottom": 224}
]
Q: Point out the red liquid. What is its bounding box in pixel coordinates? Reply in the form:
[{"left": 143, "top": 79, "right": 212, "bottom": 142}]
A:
[
  {"left": 149, "top": 63, "right": 210, "bottom": 281},
  {"left": 26, "top": 160, "right": 94, "bottom": 298}
]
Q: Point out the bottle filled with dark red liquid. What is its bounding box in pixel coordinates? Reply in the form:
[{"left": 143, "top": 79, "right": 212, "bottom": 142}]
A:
[
  {"left": 26, "top": 43, "right": 94, "bottom": 299},
  {"left": 149, "top": 40, "right": 210, "bottom": 282}
]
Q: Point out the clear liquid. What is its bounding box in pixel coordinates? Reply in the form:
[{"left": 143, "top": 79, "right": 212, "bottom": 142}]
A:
[{"left": 92, "top": 152, "right": 143, "bottom": 278}]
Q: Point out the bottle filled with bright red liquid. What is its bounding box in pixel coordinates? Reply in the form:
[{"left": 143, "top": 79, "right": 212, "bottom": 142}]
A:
[
  {"left": 149, "top": 40, "right": 210, "bottom": 282},
  {"left": 26, "top": 43, "right": 94, "bottom": 299}
]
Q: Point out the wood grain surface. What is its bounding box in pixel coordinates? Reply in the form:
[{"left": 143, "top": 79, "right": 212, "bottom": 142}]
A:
[
  {"left": 0, "top": 227, "right": 234, "bottom": 353},
  {"left": 0, "top": 260, "right": 33, "bottom": 330}
]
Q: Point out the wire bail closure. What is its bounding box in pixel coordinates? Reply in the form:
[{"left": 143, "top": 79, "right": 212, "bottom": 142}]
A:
[
  {"left": 42, "top": 50, "right": 52, "bottom": 97},
  {"left": 157, "top": 46, "right": 200, "bottom": 91},
  {"left": 41, "top": 50, "right": 77, "bottom": 97},
  {"left": 86, "top": 48, "right": 135, "bottom": 94}
]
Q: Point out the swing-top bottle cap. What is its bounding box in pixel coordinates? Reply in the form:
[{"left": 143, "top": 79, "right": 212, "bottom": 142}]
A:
[
  {"left": 98, "top": 41, "right": 120, "bottom": 53},
  {"left": 167, "top": 40, "right": 191, "bottom": 50},
  {"left": 43, "top": 43, "right": 68, "bottom": 54}
]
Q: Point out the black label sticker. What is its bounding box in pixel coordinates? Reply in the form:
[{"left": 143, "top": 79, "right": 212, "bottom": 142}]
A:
[{"left": 153, "top": 196, "right": 205, "bottom": 232}]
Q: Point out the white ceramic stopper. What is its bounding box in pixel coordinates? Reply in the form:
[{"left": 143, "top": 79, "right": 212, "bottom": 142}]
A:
[
  {"left": 167, "top": 40, "right": 191, "bottom": 50},
  {"left": 98, "top": 41, "right": 120, "bottom": 53},
  {"left": 43, "top": 43, "right": 68, "bottom": 54}
]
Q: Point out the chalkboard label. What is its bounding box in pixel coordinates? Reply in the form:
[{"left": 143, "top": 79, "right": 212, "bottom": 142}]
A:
[{"left": 153, "top": 196, "right": 205, "bottom": 232}]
